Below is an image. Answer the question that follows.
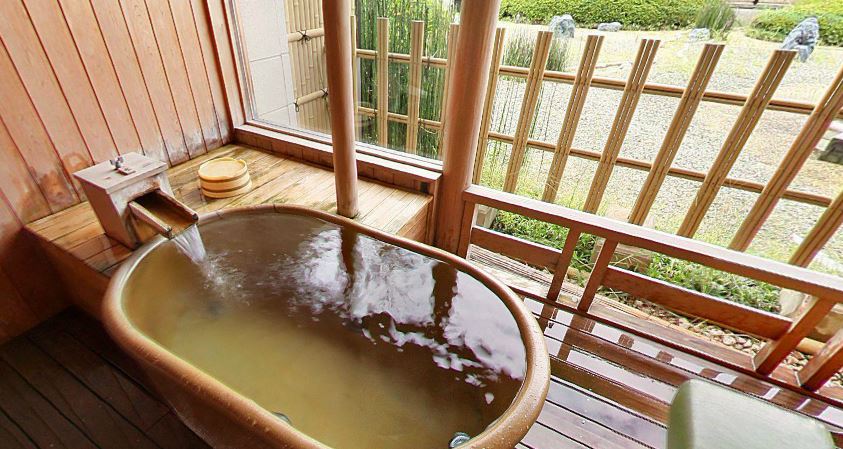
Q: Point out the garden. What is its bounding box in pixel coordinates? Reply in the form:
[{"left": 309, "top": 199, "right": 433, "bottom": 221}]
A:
[{"left": 352, "top": 0, "right": 843, "bottom": 335}]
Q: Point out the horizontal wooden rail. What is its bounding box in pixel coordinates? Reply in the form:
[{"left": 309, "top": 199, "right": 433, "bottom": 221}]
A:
[
  {"left": 460, "top": 185, "right": 843, "bottom": 391},
  {"left": 602, "top": 267, "right": 791, "bottom": 339},
  {"left": 471, "top": 227, "right": 560, "bottom": 270},
  {"left": 463, "top": 185, "right": 843, "bottom": 300},
  {"left": 357, "top": 108, "right": 831, "bottom": 208},
  {"left": 355, "top": 47, "right": 840, "bottom": 119}
]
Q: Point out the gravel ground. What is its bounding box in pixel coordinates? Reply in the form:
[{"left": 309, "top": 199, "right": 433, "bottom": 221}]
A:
[{"left": 479, "top": 26, "right": 843, "bottom": 275}]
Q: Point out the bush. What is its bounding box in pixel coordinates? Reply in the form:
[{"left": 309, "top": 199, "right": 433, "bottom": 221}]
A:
[
  {"left": 503, "top": 30, "right": 571, "bottom": 71},
  {"left": 749, "top": 0, "right": 843, "bottom": 46},
  {"left": 490, "top": 211, "right": 595, "bottom": 269},
  {"left": 695, "top": 0, "right": 736, "bottom": 38},
  {"left": 645, "top": 255, "right": 781, "bottom": 313},
  {"left": 500, "top": 0, "right": 703, "bottom": 30},
  {"left": 489, "top": 212, "right": 781, "bottom": 312}
]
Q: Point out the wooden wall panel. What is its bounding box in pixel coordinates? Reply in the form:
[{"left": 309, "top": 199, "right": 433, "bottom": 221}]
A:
[
  {"left": 191, "top": 0, "right": 233, "bottom": 143},
  {"left": 121, "top": 0, "right": 191, "bottom": 165},
  {"left": 57, "top": 0, "right": 144, "bottom": 157},
  {"left": 23, "top": 0, "right": 119, "bottom": 164},
  {"left": 89, "top": 0, "right": 168, "bottom": 163},
  {"left": 0, "top": 41, "right": 79, "bottom": 212},
  {"left": 145, "top": 0, "right": 208, "bottom": 158},
  {"left": 170, "top": 0, "right": 223, "bottom": 149},
  {"left": 0, "top": 0, "right": 233, "bottom": 342}
]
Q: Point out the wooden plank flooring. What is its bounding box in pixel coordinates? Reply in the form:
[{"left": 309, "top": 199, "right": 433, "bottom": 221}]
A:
[
  {"left": 2, "top": 302, "right": 841, "bottom": 449},
  {"left": 24, "top": 144, "right": 433, "bottom": 298},
  {"left": 0, "top": 309, "right": 208, "bottom": 449}
]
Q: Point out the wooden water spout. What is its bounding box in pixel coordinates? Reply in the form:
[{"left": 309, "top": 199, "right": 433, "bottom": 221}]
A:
[
  {"left": 128, "top": 190, "right": 199, "bottom": 240},
  {"left": 74, "top": 152, "right": 198, "bottom": 249}
]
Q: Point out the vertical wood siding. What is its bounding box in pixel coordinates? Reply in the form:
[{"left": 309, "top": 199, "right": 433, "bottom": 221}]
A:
[{"left": 0, "top": 0, "right": 232, "bottom": 342}]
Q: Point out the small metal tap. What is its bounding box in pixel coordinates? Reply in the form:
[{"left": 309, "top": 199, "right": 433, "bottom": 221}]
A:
[{"left": 110, "top": 156, "right": 136, "bottom": 175}]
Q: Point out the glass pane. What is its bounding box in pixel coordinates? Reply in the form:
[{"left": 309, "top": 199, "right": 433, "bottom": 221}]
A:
[{"left": 233, "top": 0, "right": 460, "bottom": 161}]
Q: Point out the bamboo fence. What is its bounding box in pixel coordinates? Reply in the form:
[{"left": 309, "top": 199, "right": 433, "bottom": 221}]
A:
[{"left": 281, "top": 13, "right": 842, "bottom": 271}]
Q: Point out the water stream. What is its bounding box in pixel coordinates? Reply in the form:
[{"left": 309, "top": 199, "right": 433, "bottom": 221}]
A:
[{"left": 173, "top": 225, "right": 207, "bottom": 263}]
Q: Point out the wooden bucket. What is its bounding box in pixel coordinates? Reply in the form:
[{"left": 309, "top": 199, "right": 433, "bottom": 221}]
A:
[{"left": 198, "top": 157, "right": 252, "bottom": 198}]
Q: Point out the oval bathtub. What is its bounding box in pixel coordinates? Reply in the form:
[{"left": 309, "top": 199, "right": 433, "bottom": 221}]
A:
[{"left": 104, "top": 205, "right": 549, "bottom": 449}]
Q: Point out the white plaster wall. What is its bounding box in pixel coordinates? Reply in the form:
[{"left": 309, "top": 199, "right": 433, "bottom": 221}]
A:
[{"left": 238, "top": 0, "right": 298, "bottom": 127}]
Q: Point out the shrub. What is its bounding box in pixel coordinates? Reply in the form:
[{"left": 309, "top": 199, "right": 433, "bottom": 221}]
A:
[
  {"left": 645, "top": 255, "right": 781, "bottom": 313},
  {"left": 500, "top": 0, "right": 703, "bottom": 30},
  {"left": 489, "top": 212, "right": 781, "bottom": 312},
  {"left": 490, "top": 211, "right": 595, "bottom": 269},
  {"left": 695, "top": 0, "right": 736, "bottom": 39},
  {"left": 749, "top": 0, "right": 843, "bottom": 46},
  {"left": 503, "top": 30, "right": 571, "bottom": 71}
]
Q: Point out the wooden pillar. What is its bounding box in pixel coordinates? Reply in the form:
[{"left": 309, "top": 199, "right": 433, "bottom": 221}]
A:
[
  {"left": 434, "top": 0, "right": 501, "bottom": 253},
  {"left": 322, "top": 0, "right": 359, "bottom": 217}
]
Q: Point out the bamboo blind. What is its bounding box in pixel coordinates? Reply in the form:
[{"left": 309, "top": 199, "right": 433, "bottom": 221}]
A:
[{"left": 284, "top": 0, "right": 330, "bottom": 131}]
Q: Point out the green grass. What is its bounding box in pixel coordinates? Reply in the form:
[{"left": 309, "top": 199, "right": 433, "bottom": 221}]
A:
[
  {"left": 645, "top": 255, "right": 781, "bottom": 313},
  {"left": 489, "top": 211, "right": 782, "bottom": 313},
  {"left": 490, "top": 211, "right": 597, "bottom": 270}
]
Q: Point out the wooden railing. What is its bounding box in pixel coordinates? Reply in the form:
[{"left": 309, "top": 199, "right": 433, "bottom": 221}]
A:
[
  {"left": 458, "top": 185, "right": 843, "bottom": 393},
  {"left": 353, "top": 17, "right": 843, "bottom": 270}
]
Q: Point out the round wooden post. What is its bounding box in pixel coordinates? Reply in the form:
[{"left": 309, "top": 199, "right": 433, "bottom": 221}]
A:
[
  {"left": 322, "top": 0, "right": 359, "bottom": 218},
  {"left": 434, "top": 0, "right": 502, "bottom": 252}
]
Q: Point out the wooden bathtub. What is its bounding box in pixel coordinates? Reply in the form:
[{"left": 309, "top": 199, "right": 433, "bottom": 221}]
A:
[{"left": 103, "top": 205, "right": 549, "bottom": 449}]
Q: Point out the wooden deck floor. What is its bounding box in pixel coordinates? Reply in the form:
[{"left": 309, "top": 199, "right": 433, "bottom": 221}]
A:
[{"left": 2, "top": 302, "right": 842, "bottom": 449}]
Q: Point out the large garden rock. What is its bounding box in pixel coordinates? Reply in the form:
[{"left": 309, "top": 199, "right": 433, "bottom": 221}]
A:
[
  {"left": 782, "top": 17, "right": 820, "bottom": 62},
  {"left": 819, "top": 133, "right": 843, "bottom": 165},
  {"left": 549, "top": 14, "right": 576, "bottom": 38},
  {"left": 688, "top": 28, "right": 711, "bottom": 42},
  {"left": 597, "top": 22, "right": 622, "bottom": 32}
]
